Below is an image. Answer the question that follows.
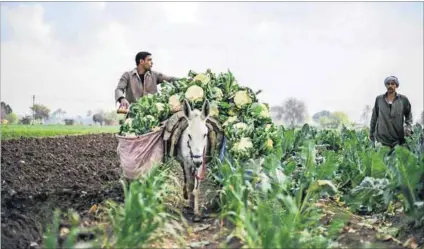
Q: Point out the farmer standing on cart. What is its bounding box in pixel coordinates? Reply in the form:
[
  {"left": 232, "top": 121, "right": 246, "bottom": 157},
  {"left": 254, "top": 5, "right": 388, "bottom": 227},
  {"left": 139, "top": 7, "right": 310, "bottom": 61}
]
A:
[
  {"left": 369, "top": 76, "right": 413, "bottom": 149},
  {"left": 115, "top": 51, "right": 180, "bottom": 110}
]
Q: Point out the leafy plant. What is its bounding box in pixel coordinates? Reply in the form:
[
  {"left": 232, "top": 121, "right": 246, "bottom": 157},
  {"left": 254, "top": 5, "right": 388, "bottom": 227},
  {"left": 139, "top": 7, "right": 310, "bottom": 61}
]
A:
[
  {"left": 218, "top": 140, "right": 344, "bottom": 249},
  {"left": 102, "top": 166, "right": 180, "bottom": 248},
  {"left": 388, "top": 146, "right": 424, "bottom": 226},
  {"left": 347, "top": 177, "right": 394, "bottom": 213}
]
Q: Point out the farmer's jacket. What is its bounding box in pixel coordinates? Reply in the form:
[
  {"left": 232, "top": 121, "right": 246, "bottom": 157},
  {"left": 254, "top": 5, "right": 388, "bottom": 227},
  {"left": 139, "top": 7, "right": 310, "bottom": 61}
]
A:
[
  {"left": 115, "top": 68, "right": 179, "bottom": 103},
  {"left": 370, "top": 92, "right": 413, "bottom": 147}
]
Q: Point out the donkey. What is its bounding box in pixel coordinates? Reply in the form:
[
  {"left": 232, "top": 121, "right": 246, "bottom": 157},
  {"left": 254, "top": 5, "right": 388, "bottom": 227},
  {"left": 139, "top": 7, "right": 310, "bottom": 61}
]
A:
[{"left": 176, "top": 99, "right": 211, "bottom": 221}]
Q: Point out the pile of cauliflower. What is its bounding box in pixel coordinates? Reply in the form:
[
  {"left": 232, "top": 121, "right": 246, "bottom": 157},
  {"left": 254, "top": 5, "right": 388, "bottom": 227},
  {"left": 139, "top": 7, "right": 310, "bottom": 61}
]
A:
[{"left": 119, "top": 69, "right": 283, "bottom": 161}]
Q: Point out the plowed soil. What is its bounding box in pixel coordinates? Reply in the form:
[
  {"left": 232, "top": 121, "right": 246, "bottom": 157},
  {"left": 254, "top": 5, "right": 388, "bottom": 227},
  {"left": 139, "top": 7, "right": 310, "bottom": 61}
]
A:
[{"left": 1, "top": 134, "right": 123, "bottom": 249}]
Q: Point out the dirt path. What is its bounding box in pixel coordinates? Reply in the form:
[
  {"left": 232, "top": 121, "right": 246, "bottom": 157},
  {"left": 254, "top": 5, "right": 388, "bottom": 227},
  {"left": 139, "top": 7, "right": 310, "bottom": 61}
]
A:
[
  {"left": 317, "top": 199, "right": 422, "bottom": 249},
  {"left": 148, "top": 214, "right": 239, "bottom": 249}
]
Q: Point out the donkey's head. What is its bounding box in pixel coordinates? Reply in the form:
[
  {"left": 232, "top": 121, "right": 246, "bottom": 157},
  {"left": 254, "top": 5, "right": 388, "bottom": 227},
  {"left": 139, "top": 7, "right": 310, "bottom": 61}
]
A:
[{"left": 181, "top": 99, "right": 210, "bottom": 170}]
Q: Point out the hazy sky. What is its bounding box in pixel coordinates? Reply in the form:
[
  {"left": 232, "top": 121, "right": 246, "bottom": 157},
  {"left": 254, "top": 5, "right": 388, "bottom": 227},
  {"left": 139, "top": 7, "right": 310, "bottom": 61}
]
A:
[{"left": 1, "top": 1, "right": 423, "bottom": 122}]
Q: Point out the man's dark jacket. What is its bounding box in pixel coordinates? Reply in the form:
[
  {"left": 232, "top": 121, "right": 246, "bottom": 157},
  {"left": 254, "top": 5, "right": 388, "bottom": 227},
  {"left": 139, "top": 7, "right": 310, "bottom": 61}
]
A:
[{"left": 370, "top": 92, "right": 412, "bottom": 147}]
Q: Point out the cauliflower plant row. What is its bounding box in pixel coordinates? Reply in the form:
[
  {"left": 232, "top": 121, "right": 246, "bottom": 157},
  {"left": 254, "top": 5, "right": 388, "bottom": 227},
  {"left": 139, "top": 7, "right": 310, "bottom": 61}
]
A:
[{"left": 119, "top": 69, "right": 283, "bottom": 162}]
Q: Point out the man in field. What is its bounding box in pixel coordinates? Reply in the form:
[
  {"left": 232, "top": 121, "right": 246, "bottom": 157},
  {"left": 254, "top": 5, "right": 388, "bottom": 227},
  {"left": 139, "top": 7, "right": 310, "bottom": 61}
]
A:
[
  {"left": 369, "top": 76, "right": 413, "bottom": 148},
  {"left": 115, "top": 51, "right": 180, "bottom": 110}
]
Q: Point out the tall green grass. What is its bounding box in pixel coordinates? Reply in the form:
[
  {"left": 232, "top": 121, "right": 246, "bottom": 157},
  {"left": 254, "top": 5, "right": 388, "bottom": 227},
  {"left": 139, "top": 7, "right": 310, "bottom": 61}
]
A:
[
  {"left": 1, "top": 124, "right": 118, "bottom": 140},
  {"left": 42, "top": 164, "right": 184, "bottom": 248}
]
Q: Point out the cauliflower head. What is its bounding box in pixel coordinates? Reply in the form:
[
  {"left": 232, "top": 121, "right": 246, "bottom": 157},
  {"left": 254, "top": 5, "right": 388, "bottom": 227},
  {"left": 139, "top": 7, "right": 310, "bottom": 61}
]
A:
[
  {"left": 168, "top": 94, "right": 182, "bottom": 113},
  {"left": 193, "top": 73, "right": 210, "bottom": 85},
  {"left": 266, "top": 138, "right": 273, "bottom": 149},
  {"left": 155, "top": 103, "right": 165, "bottom": 112},
  {"left": 259, "top": 103, "right": 270, "bottom": 118},
  {"left": 234, "top": 90, "right": 252, "bottom": 108},
  {"left": 223, "top": 116, "right": 238, "bottom": 126},
  {"left": 212, "top": 87, "right": 223, "bottom": 101},
  {"left": 144, "top": 115, "right": 156, "bottom": 122},
  {"left": 250, "top": 102, "right": 270, "bottom": 119},
  {"left": 232, "top": 137, "right": 253, "bottom": 152},
  {"left": 234, "top": 122, "right": 248, "bottom": 130},
  {"left": 185, "top": 85, "right": 204, "bottom": 102},
  {"left": 265, "top": 124, "right": 272, "bottom": 131},
  {"left": 209, "top": 102, "right": 219, "bottom": 117}
]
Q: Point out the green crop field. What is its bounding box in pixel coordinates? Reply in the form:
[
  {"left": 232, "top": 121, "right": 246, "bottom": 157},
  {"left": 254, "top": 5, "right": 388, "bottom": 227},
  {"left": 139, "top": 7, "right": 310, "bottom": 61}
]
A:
[
  {"left": 41, "top": 123, "right": 424, "bottom": 249},
  {"left": 0, "top": 124, "right": 119, "bottom": 140}
]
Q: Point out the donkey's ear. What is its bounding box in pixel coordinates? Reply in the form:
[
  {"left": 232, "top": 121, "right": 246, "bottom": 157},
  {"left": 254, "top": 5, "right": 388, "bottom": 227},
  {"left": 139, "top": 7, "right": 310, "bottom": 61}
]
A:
[
  {"left": 201, "top": 99, "right": 210, "bottom": 119},
  {"left": 182, "top": 99, "right": 192, "bottom": 118}
]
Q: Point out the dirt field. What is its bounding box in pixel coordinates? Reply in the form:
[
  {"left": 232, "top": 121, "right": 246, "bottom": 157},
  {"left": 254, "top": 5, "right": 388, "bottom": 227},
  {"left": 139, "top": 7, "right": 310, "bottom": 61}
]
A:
[
  {"left": 1, "top": 134, "right": 123, "bottom": 249},
  {"left": 1, "top": 133, "right": 234, "bottom": 249}
]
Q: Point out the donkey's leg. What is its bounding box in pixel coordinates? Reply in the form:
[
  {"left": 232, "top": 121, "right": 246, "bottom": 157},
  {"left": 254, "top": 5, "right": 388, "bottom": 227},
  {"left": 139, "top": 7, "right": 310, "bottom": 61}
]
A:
[
  {"left": 188, "top": 178, "right": 203, "bottom": 222},
  {"left": 193, "top": 178, "right": 201, "bottom": 220},
  {"left": 184, "top": 164, "right": 202, "bottom": 222},
  {"left": 181, "top": 162, "right": 189, "bottom": 200},
  {"left": 188, "top": 177, "right": 195, "bottom": 209},
  {"left": 185, "top": 164, "right": 195, "bottom": 211}
]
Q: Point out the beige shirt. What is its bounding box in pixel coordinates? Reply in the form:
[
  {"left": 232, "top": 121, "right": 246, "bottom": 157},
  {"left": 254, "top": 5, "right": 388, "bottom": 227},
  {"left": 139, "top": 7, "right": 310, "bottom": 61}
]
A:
[{"left": 115, "top": 68, "right": 179, "bottom": 103}]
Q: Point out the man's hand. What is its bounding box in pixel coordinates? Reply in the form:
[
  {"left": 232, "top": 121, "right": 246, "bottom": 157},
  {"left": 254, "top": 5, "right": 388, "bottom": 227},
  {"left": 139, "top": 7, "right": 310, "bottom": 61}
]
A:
[
  {"left": 405, "top": 127, "right": 412, "bottom": 137},
  {"left": 119, "top": 98, "right": 130, "bottom": 110}
]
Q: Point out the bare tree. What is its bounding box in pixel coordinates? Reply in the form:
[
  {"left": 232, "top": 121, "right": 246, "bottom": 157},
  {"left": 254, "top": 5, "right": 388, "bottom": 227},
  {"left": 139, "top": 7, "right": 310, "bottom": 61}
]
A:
[
  {"left": 1, "top": 102, "right": 12, "bottom": 120},
  {"left": 52, "top": 108, "right": 66, "bottom": 119},
  {"left": 421, "top": 110, "right": 424, "bottom": 125},
  {"left": 312, "top": 110, "right": 331, "bottom": 123},
  {"left": 76, "top": 115, "right": 83, "bottom": 125},
  {"left": 360, "top": 105, "right": 372, "bottom": 126},
  {"left": 51, "top": 109, "right": 67, "bottom": 124},
  {"left": 30, "top": 104, "right": 50, "bottom": 121},
  {"left": 331, "top": 111, "right": 350, "bottom": 127},
  {"left": 270, "top": 105, "right": 284, "bottom": 121},
  {"left": 271, "top": 98, "right": 307, "bottom": 128},
  {"left": 20, "top": 115, "right": 32, "bottom": 125}
]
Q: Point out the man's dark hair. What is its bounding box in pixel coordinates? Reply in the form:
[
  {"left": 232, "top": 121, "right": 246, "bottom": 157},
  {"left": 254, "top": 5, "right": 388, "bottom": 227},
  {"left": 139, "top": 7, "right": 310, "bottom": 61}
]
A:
[{"left": 135, "top": 51, "right": 152, "bottom": 65}]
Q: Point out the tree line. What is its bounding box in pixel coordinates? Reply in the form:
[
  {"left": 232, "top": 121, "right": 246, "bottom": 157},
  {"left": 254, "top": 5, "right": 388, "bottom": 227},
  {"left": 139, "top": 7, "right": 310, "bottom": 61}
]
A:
[
  {"left": 0, "top": 101, "right": 121, "bottom": 126},
  {"left": 1, "top": 100, "right": 424, "bottom": 128},
  {"left": 270, "top": 98, "right": 424, "bottom": 129}
]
